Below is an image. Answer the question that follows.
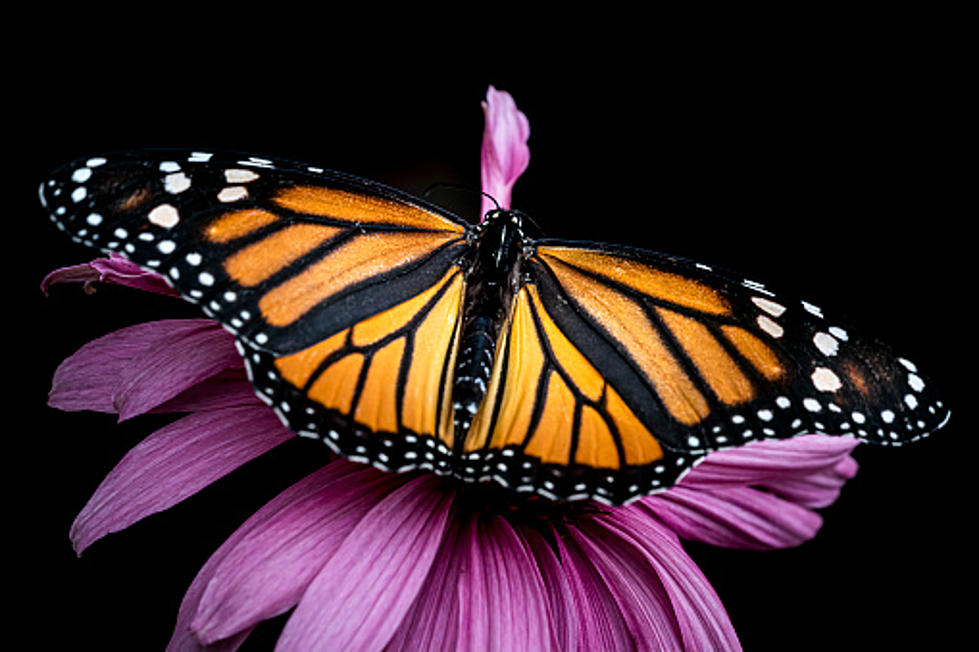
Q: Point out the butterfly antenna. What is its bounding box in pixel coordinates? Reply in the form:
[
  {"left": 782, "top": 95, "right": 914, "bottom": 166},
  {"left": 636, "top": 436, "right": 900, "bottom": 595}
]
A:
[{"left": 422, "top": 182, "right": 500, "bottom": 211}]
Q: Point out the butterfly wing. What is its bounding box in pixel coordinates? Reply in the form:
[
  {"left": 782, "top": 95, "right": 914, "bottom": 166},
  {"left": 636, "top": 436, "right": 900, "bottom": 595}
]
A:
[
  {"left": 460, "top": 238, "right": 949, "bottom": 504},
  {"left": 40, "top": 149, "right": 470, "bottom": 471}
]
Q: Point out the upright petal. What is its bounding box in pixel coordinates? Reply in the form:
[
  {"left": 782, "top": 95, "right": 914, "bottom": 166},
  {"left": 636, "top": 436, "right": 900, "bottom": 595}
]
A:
[
  {"left": 71, "top": 404, "right": 293, "bottom": 554},
  {"left": 480, "top": 85, "right": 531, "bottom": 215},
  {"left": 276, "top": 475, "right": 453, "bottom": 651}
]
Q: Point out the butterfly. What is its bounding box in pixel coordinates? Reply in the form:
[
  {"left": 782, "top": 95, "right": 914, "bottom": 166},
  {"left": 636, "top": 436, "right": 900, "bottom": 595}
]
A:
[{"left": 39, "top": 149, "right": 950, "bottom": 505}]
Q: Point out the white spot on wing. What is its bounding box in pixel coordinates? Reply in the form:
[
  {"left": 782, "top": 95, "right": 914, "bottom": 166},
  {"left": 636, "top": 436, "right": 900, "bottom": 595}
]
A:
[
  {"left": 164, "top": 172, "right": 192, "bottom": 194},
  {"left": 225, "top": 168, "right": 260, "bottom": 183},
  {"left": 811, "top": 367, "right": 842, "bottom": 392},
  {"left": 148, "top": 203, "right": 180, "bottom": 228},
  {"left": 757, "top": 315, "right": 784, "bottom": 338},
  {"left": 752, "top": 296, "right": 786, "bottom": 317},
  {"left": 813, "top": 332, "right": 839, "bottom": 356},
  {"left": 218, "top": 186, "right": 249, "bottom": 202}
]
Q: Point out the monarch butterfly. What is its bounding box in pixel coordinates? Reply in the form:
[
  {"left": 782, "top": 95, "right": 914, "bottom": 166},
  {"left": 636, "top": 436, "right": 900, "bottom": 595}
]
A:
[{"left": 39, "top": 149, "right": 950, "bottom": 505}]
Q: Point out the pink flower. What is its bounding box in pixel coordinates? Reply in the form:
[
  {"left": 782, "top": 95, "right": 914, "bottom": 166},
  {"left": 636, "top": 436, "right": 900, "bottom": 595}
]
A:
[{"left": 47, "top": 86, "right": 859, "bottom": 651}]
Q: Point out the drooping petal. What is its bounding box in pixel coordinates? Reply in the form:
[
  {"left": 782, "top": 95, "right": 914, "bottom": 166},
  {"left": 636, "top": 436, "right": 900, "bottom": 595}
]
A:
[
  {"left": 149, "top": 372, "right": 259, "bottom": 415},
  {"left": 71, "top": 404, "right": 293, "bottom": 554},
  {"left": 569, "top": 522, "right": 684, "bottom": 651},
  {"left": 521, "top": 527, "right": 579, "bottom": 652},
  {"left": 555, "top": 527, "right": 638, "bottom": 651},
  {"left": 684, "top": 434, "right": 859, "bottom": 488},
  {"left": 480, "top": 85, "right": 531, "bottom": 215},
  {"left": 275, "top": 474, "right": 453, "bottom": 651},
  {"left": 42, "top": 253, "right": 178, "bottom": 297},
  {"left": 48, "top": 319, "right": 239, "bottom": 417},
  {"left": 455, "top": 514, "right": 554, "bottom": 652},
  {"left": 642, "top": 485, "right": 823, "bottom": 550},
  {"left": 599, "top": 506, "right": 743, "bottom": 651},
  {"left": 191, "top": 464, "right": 406, "bottom": 645},
  {"left": 384, "top": 517, "right": 464, "bottom": 652},
  {"left": 168, "top": 461, "right": 373, "bottom": 651},
  {"left": 114, "top": 322, "right": 242, "bottom": 421},
  {"left": 682, "top": 434, "right": 860, "bottom": 509}
]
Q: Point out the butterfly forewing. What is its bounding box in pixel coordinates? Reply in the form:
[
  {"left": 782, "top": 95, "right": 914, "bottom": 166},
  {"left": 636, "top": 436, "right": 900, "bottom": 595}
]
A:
[
  {"left": 528, "top": 240, "right": 949, "bottom": 460},
  {"left": 41, "top": 150, "right": 471, "bottom": 476}
]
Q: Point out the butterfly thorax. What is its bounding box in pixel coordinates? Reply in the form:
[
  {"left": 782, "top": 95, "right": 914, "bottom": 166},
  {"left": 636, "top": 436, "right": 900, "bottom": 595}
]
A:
[{"left": 451, "top": 210, "right": 531, "bottom": 442}]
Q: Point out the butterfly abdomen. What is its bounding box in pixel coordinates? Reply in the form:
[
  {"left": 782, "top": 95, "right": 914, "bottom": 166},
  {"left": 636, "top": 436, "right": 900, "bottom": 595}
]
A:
[{"left": 451, "top": 211, "right": 529, "bottom": 442}]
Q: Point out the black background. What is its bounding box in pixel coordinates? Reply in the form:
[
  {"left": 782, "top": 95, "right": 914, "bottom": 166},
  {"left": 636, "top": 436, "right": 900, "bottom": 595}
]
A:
[{"left": 13, "top": 7, "right": 974, "bottom": 651}]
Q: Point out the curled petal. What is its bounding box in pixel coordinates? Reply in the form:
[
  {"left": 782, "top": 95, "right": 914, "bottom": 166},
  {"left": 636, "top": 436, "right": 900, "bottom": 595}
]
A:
[
  {"left": 555, "top": 527, "right": 640, "bottom": 650},
  {"left": 480, "top": 85, "right": 530, "bottom": 215},
  {"left": 276, "top": 475, "right": 453, "bottom": 651},
  {"left": 71, "top": 403, "right": 294, "bottom": 554},
  {"left": 42, "top": 253, "right": 177, "bottom": 297}
]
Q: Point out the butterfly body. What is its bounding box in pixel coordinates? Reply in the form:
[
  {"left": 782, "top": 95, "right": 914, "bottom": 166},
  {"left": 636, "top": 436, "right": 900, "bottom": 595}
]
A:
[
  {"left": 453, "top": 210, "right": 530, "bottom": 439},
  {"left": 40, "top": 149, "right": 950, "bottom": 505}
]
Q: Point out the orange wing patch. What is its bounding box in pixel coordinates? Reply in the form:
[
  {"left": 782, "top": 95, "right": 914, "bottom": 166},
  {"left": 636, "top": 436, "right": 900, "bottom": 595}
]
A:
[
  {"left": 273, "top": 185, "right": 465, "bottom": 234},
  {"left": 205, "top": 208, "right": 281, "bottom": 243},
  {"left": 224, "top": 223, "right": 343, "bottom": 287},
  {"left": 720, "top": 326, "right": 784, "bottom": 381},
  {"left": 658, "top": 307, "right": 755, "bottom": 406}
]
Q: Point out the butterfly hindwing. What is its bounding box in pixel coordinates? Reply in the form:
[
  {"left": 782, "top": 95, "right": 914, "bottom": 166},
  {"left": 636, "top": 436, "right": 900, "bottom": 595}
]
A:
[
  {"left": 462, "top": 280, "right": 692, "bottom": 503},
  {"left": 527, "top": 240, "right": 950, "bottom": 460},
  {"left": 41, "top": 149, "right": 471, "bottom": 473}
]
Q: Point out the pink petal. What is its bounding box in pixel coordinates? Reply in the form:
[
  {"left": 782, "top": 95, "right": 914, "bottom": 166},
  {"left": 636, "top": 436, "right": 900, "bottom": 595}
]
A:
[
  {"left": 568, "top": 523, "right": 683, "bottom": 651},
  {"left": 114, "top": 323, "right": 242, "bottom": 421},
  {"left": 521, "top": 528, "right": 579, "bottom": 651},
  {"left": 455, "top": 514, "right": 553, "bottom": 652},
  {"left": 683, "top": 434, "right": 860, "bottom": 509},
  {"left": 642, "top": 485, "right": 823, "bottom": 550},
  {"left": 48, "top": 319, "right": 239, "bottom": 417},
  {"left": 554, "top": 528, "right": 635, "bottom": 650},
  {"left": 42, "top": 253, "right": 178, "bottom": 297},
  {"left": 191, "top": 464, "right": 406, "bottom": 645},
  {"left": 685, "top": 434, "right": 859, "bottom": 487},
  {"left": 276, "top": 475, "right": 453, "bottom": 651},
  {"left": 384, "top": 518, "right": 464, "bottom": 651},
  {"left": 168, "top": 461, "right": 372, "bottom": 651},
  {"left": 480, "top": 85, "right": 530, "bottom": 215},
  {"left": 149, "top": 372, "right": 259, "bottom": 414},
  {"left": 71, "top": 404, "right": 293, "bottom": 554},
  {"left": 600, "top": 506, "right": 743, "bottom": 651}
]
